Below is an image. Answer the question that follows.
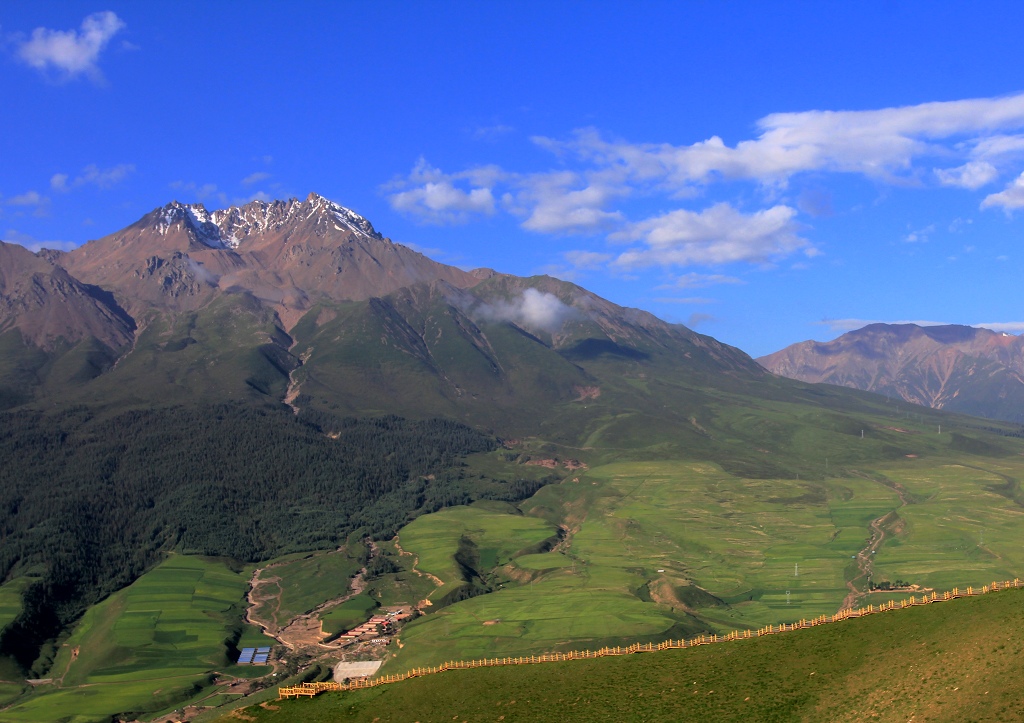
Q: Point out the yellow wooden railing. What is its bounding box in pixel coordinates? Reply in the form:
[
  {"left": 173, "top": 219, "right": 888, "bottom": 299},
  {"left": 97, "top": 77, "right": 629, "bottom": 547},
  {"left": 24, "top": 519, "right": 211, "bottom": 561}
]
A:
[{"left": 280, "top": 578, "right": 1021, "bottom": 699}]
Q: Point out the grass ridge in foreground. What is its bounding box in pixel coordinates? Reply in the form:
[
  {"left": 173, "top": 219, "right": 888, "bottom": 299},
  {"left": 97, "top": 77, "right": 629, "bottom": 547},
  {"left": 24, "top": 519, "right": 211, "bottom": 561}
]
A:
[
  {"left": 224, "top": 583, "right": 1024, "bottom": 722},
  {"left": 280, "top": 578, "right": 1020, "bottom": 700}
]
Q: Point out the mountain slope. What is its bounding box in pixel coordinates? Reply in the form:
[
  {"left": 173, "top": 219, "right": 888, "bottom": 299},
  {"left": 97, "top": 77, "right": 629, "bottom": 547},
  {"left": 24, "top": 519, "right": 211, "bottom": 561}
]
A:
[
  {"left": 0, "top": 241, "right": 135, "bottom": 408},
  {"left": 758, "top": 323, "right": 1024, "bottom": 422},
  {"left": 0, "top": 241, "right": 134, "bottom": 351},
  {"left": 285, "top": 272, "right": 765, "bottom": 437},
  {"left": 60, "top": 193, "right": 481, "bottom": 326}
]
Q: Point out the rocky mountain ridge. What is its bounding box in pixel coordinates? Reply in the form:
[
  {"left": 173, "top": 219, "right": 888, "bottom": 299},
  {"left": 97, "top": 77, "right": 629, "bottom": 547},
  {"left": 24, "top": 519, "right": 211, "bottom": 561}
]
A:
[
  {"left": 759, "top": 323, "right": 1024, "bottom": 422},
  {"left": 0, "top": 193, "right": 761, "bottom": 430}
]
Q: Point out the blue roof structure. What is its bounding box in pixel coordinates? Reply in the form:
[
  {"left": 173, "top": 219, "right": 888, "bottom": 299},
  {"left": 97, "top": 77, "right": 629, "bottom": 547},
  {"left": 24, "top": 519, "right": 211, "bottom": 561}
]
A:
[{"left": 238, "top": 647, "right": 256, "bottom": 664}]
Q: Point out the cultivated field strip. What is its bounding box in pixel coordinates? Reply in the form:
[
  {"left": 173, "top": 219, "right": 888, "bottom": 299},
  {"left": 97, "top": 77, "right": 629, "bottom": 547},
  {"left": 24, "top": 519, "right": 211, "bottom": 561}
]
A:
[{"left": 279, "top": 578, "right": 1020, "bottom": 700}]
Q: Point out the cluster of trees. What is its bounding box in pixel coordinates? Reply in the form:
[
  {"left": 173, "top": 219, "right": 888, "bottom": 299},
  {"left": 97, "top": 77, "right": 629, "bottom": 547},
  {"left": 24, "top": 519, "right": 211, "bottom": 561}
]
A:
[
  {"left": 0, "top": 402, "right": 550, "bottom": 671},
  {"left": 870, "top": 579, "right": 910, "bottom": 591}
]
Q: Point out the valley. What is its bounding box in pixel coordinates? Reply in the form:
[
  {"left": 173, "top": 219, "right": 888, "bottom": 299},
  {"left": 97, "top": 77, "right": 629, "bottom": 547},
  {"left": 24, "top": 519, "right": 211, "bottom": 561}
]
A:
[{"left": 0, "top": 196, "right": 1023, "bottom": 721}]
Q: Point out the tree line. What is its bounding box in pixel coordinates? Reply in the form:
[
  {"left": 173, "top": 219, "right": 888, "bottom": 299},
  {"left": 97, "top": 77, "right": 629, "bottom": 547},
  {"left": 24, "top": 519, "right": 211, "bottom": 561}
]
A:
[{"left": 0, "top": 402, "right": 552, "bottom": 673}]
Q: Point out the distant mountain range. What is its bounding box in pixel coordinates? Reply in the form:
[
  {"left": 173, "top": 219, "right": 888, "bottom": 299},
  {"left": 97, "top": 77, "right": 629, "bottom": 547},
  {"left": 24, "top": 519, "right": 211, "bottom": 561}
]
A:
[
  {"left": 759, "top": 323, "right": 1024, "bottom": 422},
  {"left": 0, "top": 193, "right": 761, "bottom": 436}
]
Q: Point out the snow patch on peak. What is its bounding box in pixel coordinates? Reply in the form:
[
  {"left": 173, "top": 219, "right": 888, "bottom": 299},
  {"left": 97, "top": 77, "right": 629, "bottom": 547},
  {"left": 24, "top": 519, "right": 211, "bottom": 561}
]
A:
[
  {"left": 156, "top": 202, "right": 229, "bottom": 248},
  {"left": 304, "top": 193, "right": 382, "bottom": 239},
  {"left": 153, "top": 194, "right": 383, "bottom": 246}
]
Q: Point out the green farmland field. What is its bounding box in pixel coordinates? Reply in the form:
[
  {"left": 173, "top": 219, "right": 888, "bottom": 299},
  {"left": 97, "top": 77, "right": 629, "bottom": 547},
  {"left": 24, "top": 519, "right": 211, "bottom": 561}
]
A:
[
  {"left": 0, "top": 579, "right": 28, "bottom": 636},
  {"left": 321, "top": 593, "right": 378, "bottom": 635},
  {"left": 253, "top": 548, "right": 364, "bottom": 630},
  {"left": 396, "top": 503, "right": 557, "bottom": 603},
  {"left": 0, "top": 556, "right": 260, "bottom": 723},
  {"left": 221, "top": 587, "right": 1024, "bottom": 723},
  {"left": 384, "top": 425, "right": 1024, "bottom": 673}
]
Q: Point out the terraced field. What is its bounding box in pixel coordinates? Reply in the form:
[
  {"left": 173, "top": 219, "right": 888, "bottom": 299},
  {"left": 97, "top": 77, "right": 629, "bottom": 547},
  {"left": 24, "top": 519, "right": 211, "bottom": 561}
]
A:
[
  {"left": 384, "top": 443, "right": 1024, "bottom": 673},
  {"left": 0, "top": 556, "right": 269, "bottom": 722}
]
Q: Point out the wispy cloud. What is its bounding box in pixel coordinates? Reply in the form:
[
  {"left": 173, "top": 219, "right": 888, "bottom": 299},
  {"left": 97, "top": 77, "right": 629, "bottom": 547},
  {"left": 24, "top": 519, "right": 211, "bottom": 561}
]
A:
[
  {"left": 169, "top": 181, "right": 227, "bottom": 206},
  {"left": 816, "top": 318, "right": 1024, "bottom": 334},
  {"left": 976, "top": 322, "right": 1024, "bottom": 332},
  {"left": 539, "top": 95, "right": 1024, "bottom": 190},
  {"left": 3, "top": 229, "right": 76, "bottom": 252},
  {"left": 903, "top": 223, "right": 936, "bottom": 243},
  {"left": 387, "top": 158, "right": 498, "bottom": 224},
  {"left": 473, "top": 288, "right": 578, "bottom": 333},
  {"left": 241, "top": 171, "right": 271, "bottom": 186},
  {"left": 13, "top": 11, "right": 126, "bottom": 82},
  {"left": 473, "top": 124, "right": 515, "bottom": 141},
  {"left": 3, "top": 190, "right": 50, "bottom": 218},
  {"left": 686, "top": 312, "right": 716, "bottom": 328},
  {"left": 519, "top": 172, "right": 625, "bottom": 234},
  {"left": 655, "top": 297, "right": 717, "bottom": 304},
  {"left": 816, "top": 318, "right": 951, "bottom": 332},
  {"left": 611, "top": 203, "right": 813, "bottom": 268},
  {"left": 388, "top": 92, "right": 1024, "bottom": 272},
  {"left": 6, "top": 190, "right": 48, "bottom": 207},
  {"left": 52, "top": 164, "right": 135, "bottom": 192},
  {"left": 672, "top": 272, "right": 744, "bottom": 289},
  {"left": 935, "top": 161, "right": 998, "bottom": 189},
  {"left": 562, "top": 250, "right": 613, "bottom": 270},
  {"left": 981, "top": 171, "right": 1024, "bottom": 212}
]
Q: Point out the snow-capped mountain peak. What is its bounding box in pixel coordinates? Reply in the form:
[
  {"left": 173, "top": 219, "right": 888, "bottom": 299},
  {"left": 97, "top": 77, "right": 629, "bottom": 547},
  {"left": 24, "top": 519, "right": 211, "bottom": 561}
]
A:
[{"left": 158, "top": 201, "right": 231, "bottom": 248}]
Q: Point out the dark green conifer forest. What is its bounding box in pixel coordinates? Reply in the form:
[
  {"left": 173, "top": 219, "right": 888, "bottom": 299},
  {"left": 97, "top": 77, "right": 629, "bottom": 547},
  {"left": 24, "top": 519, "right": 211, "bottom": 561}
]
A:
[{"left": 0, "top": 404, "right": 550, "bottom": 670}]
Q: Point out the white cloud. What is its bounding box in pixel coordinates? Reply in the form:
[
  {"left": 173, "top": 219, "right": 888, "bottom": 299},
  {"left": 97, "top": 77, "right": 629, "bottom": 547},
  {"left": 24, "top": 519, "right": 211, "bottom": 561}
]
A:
[
  {"left": 170, "top": 181, "right": 227, "bottom": 205},
  {"left": 80, "top": 163, "right": 134, "bottom": 188},
  {"left": 551, "top": 95, "right": 1024, "bottom": 191},
  {"left": 6, "top": 190, "right": 48, "bottom": 207},
  {"left": 49, "top": 173, "right": 69, "bottom": 192},
  {"left": 935, "top": 161, "right": 998, "bottom": 189},
  {"left": 817, "top": 319, "right": 1024, "bottom": 334},
  {"left": 391, "top": 182, "right": 494, "bottom": 223},
  {"left": 15, "top": 11, "right": 126, "bottom": 82},
  {"left": 53, "top": 164, "right": 135, "bottom": 191},
  {"left": 244, "top": 191, "right": 271, "bottom": 203},
  {"left": 672, "top": 272, "right": 744, "bottom": 289},
  {"left": 388, "top": 159, "right": 497, "bottom": 224},
  {"left": 948, "top": 217, "right": 973, "bottom": 232},
  {"left": 981, "top": 172, "right": 1024, "bottom": 212},
  {"left": 389, "top": 93, "right": 1024, "bottom": 273},
  {"left": 473, "top": 124, "right": 514, "bottom": 141},
  {"left": 241, "top": 171, "right": 271, "bottom": 185},
  {"left": 519, "top": 172, "right": 624, "bottom": 234},
  {"left": 686, "top": 312, "right": 715, "bottom": 328},
  {"left": 611, "top": 203, "right": 813, "bottom": 268},
  {"left": 474, "top": 288, "right": 577, "bottom": 333},
  {"left": 563, "top": 250, "right": 613, "bottom": 270},
  {"left": 3, "top": 229, "right": 77, "bottom": 252},
  {"left": 814, "top": 318, "right": 997, "bottom": 333},
  {"left": 976, "top": 322, "right": 1024, "bottom": 332},
  {"left": 655, "top": 297, "right": 716, "bottom": 304},
  {"left": 904, "top": 224, "right": 936, "bottom": 243}
]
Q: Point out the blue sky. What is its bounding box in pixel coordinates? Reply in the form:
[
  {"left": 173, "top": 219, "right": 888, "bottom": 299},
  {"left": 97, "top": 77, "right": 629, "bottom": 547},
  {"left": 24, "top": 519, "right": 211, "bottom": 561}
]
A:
[{"left": 3, "top": 2, "right": 1024, "bottom": 357}]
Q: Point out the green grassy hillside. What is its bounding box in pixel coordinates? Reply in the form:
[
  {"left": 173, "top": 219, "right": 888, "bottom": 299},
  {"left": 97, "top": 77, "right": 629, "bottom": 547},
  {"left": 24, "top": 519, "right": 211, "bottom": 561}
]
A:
[
  {"left": 0, "top": 556, "right": 265, "bottom": 723},
  {"left": 371, "top": 398, "right": 1024, "bottom": 673},
  {"left": 221, "top": 586, "right": 1024, "bottom": 722}
]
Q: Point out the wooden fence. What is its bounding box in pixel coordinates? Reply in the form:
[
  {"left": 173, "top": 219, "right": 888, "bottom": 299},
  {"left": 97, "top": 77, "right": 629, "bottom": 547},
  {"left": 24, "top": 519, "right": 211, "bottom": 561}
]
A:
[{"left": 280, "top": 578, "right": 1021, "bottom": 699}]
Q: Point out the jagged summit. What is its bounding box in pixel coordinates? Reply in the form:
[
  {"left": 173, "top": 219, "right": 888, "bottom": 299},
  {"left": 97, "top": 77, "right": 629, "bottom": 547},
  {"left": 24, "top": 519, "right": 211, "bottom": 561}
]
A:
[
  {"left": 152, "top": 193, "right": 383, "bottom": 250},
  {"left": 759, "top": 322, "right": 1024, "bottom": 422},
  {"left": 61, "top": 193, "right": 480, "bottom": 323}
]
